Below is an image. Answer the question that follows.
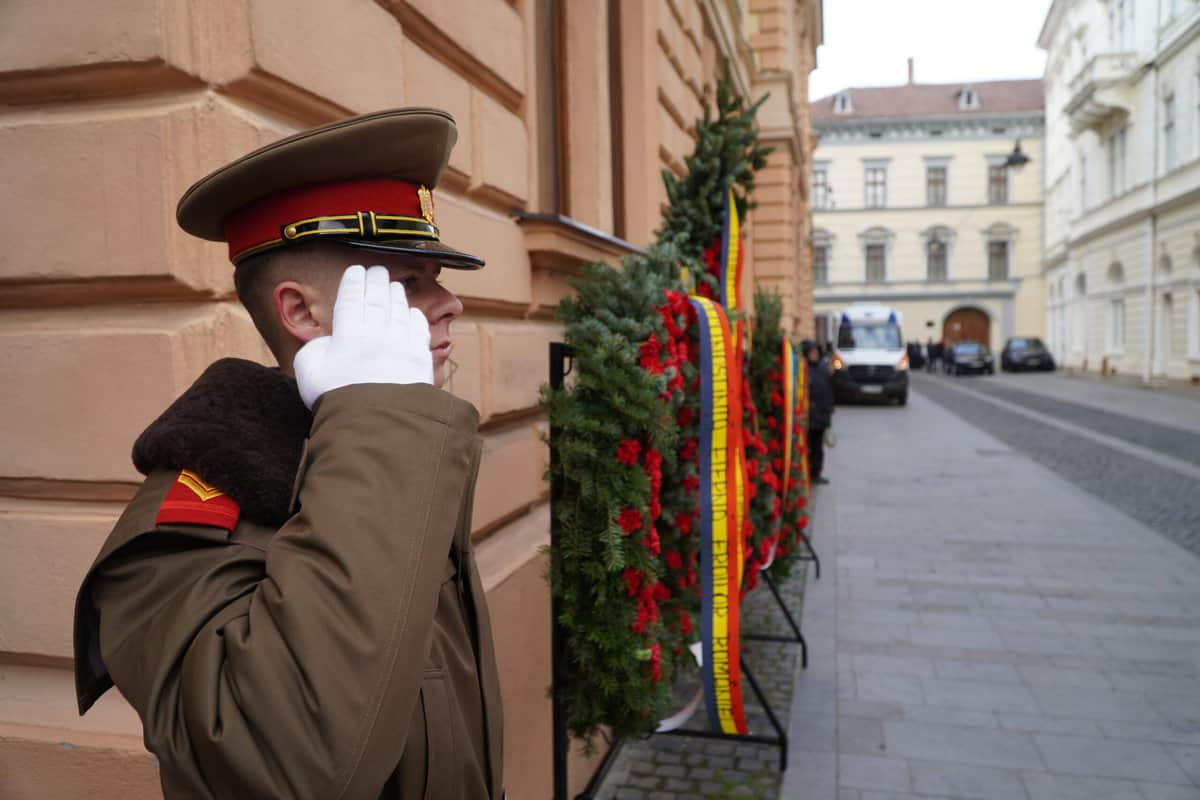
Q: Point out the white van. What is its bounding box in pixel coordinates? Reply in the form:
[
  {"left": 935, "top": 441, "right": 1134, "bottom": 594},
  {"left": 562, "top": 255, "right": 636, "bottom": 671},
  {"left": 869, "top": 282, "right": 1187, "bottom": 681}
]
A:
[{"left": 831, "top": 303, "right": 909, "bottom": 405}]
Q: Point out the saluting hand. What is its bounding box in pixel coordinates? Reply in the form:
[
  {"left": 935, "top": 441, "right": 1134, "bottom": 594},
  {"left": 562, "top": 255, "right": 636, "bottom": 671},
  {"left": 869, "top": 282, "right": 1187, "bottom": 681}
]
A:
[{"left": 293, "top": 265, "right": 434, "bottom": 409}]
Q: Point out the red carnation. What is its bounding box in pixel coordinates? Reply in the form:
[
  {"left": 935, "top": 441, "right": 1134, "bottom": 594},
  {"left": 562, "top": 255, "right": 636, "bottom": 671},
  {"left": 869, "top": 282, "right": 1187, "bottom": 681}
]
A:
[
  {"left": 674, "top": 512, "right": 692, "bottom": 534},
  {"left": 642, "top": 527, "right": 661, "bottom": 555},
  {"left": 677, "top": 406, "right": 693, "bottom": 428},
  {"left": 682, "top": 474, "right": 700, "bottom": 493},
  {"left": 680, "top": 438, "right": 699, "bottom": 463},
  {"left": 623, "top": 567, "right": 642, "bottom": 597},
  {"left": 665, "top": 550, "right": 683, "bottom": 570},
  {"left": 616, "top": 439, "right": 641, "bottom": 466},
  {"left": 617, "top": 508, "right": 644, "bottom": 534},
  {"left": 679, "top": 610, "right": 693, "bottom": 636},
  {"left": 649, "top": 642, "right": 663, "bottom": 682}
]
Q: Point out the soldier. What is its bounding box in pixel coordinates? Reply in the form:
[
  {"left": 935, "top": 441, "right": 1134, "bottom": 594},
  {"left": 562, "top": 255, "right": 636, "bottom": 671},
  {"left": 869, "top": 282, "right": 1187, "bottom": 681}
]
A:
[{"left": 73, "top": 109, "right": 504, "bottom": 799}]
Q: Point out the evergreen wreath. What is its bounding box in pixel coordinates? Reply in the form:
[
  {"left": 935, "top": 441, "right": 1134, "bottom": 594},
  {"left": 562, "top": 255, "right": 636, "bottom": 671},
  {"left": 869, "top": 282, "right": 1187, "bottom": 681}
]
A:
[{"left": 544, "top": 73, "right": 783, "bottom": 743}]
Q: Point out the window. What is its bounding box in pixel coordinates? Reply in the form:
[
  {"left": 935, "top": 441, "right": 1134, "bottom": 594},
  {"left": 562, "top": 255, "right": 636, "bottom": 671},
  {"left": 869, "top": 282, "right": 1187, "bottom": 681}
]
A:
[
  {"left": 1165, "top": 92, "right": 1177, "bottom": 171},
  {"left": 865, "top": 244, "right": 886, "bottom": 282},
  {"left": 1108, "top": 298, "right": 1125, "bottom": 353},
  {"left": 1079, "top": 150, "right": 1088, "bottom": 211},
  {"left": 865, "top": 166, "right": 887, "bottom": 208},
  {"left": 988, "top": 163, "right": 1009, "bottom": 205},
  {"left": 812, "top": 166, "right": 831, "bottom": 210},
  {"left": 833, "top": 92, "right": 853, "bottom": 114},
  {"left": 1108, "top": 127, "right": 1128, "bottom": 197},
  {"left": 959, "top": 86, "right": 980, "bottom": 110},
  {"left": 926, "top": 165, "right": 947, "bottom": 206},
  {"left": 813, "top": 244, "right": 830, "bottom": 285},
  {"left": 927, "top": 237, "right": 948, "bottom": 281},
  {"left": 988, "top": 241, "right": 1009, "bottom": 280},
  {"left": 1111, "top": 0, "right": 1134, "bottom": 50}
]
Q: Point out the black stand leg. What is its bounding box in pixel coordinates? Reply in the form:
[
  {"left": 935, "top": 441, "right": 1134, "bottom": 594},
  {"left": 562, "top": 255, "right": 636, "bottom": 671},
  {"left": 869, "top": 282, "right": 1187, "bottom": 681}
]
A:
[
  {"left": 741, "top": 657, "right": 788, "bottom": 772},
  {"left": 575, "top": 738, "right": 624, "bottom": 800},
  {"left": 550, "top": 343, "right": 573, "bottom": 800},
  {"left": 744, "top": 572, "right": 808, "bottom": 669}
]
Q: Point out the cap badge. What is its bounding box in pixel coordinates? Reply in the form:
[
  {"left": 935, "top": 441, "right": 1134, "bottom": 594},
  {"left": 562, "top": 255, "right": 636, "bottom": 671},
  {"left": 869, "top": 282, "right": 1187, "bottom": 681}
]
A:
[{"left": 417, "top": 185, "right": 436, "bottom": 225}]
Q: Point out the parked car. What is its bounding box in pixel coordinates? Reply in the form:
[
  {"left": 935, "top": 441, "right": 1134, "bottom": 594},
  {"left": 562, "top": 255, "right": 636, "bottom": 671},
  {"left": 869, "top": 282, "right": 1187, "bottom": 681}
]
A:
[
  {"left": 948, "top": 341, "right": 994, "bottom": 375},
  {"left": 1001, "top": 337, "right": 1056, "bottom": 372}
]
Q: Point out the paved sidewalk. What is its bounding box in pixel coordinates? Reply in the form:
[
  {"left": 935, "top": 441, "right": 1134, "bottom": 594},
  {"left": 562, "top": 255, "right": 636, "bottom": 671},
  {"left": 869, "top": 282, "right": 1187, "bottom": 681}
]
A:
[{"left": 781, "top": 390, "right": 1200, "bottom": 800}]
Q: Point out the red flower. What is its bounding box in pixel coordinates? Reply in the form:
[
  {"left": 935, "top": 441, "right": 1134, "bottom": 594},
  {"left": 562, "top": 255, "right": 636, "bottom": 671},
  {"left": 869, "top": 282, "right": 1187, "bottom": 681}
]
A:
[
  {"left": 649, "top": 642, "right": 663, "bottom": 682},
  {"left": 674, "top": 512, "right": 693, "bottom": 534},
  {"left": 678, "top": 610, "right": 693, "bottom": 636},
  {"left": 665, "top": 550, "right": 683, "bottom": 570},
  {"left": 682, "top": 475, "right": 700, "bottom": 493},
  {"left": 651, "top": 581, "right": 670, "bottom": 602},
  {"left": 649, "top": 498, "right": 662, "bottom": 521},
  {"left": 677, "top": 406, "right": 693, "bottom": 428},
  {"left": 680, "top": 438, "right": 699, "bottom": 463},
  {"left": 642, "top": 527, "right": 661, "bottom": 556},
  {"left": 772, "top": 458, "right": 783, "bottom": 472},
  {"left": 766, "top": 416, "right": 778, "bottom": 430},
  {"left": 616, "top": 439, "right": 641, "bottom": 466},
  {"left": 623, "top": 567, "right": 642, "bottom": 597},
  {"left": 617, "top": 508, "right": 644, "bottom": 534}
]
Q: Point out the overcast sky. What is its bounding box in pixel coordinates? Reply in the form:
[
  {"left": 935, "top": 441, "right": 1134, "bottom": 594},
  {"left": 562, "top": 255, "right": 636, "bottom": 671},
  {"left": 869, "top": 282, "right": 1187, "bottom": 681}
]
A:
[{"left": 809, "top": 0, "right": 1054, "bottom": 100}]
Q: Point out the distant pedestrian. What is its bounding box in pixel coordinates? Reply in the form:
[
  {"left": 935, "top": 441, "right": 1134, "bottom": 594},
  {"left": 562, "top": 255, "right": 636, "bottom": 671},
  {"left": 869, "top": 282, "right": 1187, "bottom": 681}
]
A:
[
  {"left": 803, "top": 340, "right": 834, "bottom": 486},
  {"left": 926, "top": 338, "right": 940, "bottom": 373}
]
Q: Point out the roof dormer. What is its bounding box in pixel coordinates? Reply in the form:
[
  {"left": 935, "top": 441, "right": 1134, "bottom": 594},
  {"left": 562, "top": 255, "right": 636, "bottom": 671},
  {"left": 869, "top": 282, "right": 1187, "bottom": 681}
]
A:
[
  {"left": 833, "top": 91, "right": 853, "bottom": 114},
  {"left": 958, "top": 85, "right": 981, "bottom": 111}
]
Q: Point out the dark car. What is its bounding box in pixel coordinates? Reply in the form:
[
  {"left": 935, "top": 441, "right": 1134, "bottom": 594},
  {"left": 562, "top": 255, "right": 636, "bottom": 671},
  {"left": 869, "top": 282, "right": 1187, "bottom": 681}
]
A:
[
  {"left": 948, "top": 341, "right": 994, "bottom": 376},
  {"left": 1001, "top": 337, "right": 1056, "bottom": 372}
]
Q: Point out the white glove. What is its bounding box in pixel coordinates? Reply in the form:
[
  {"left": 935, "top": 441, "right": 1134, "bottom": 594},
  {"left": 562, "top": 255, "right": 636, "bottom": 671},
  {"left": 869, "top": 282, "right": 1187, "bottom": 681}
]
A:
[{"left": 293, "top": 265, "right": 433, "bottom": 410}]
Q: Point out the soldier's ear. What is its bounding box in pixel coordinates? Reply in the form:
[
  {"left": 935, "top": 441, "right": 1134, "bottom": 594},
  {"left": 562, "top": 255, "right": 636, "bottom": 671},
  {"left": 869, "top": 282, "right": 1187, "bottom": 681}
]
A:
[{"left": 273, "top": 280, "right": 327, "bottom": 344}]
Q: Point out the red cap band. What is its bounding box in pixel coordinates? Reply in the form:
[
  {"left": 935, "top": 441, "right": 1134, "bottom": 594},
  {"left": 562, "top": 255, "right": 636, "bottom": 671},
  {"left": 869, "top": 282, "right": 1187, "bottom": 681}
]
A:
[{"left": 223, "top": 178, "right": 432, "bottom": 262}]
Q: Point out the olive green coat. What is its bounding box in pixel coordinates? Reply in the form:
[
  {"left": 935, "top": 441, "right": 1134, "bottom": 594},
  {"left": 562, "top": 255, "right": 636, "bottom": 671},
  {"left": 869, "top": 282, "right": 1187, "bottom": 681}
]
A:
[{"left": 74, "top": 370, "right": 503, "bottom": 799}]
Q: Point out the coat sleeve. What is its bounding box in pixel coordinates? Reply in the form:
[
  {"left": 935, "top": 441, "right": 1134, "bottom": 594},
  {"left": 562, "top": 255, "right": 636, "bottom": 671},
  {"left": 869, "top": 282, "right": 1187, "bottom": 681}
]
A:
[{"left": 90, "top": 383, "right": 480, "bottom": 800}]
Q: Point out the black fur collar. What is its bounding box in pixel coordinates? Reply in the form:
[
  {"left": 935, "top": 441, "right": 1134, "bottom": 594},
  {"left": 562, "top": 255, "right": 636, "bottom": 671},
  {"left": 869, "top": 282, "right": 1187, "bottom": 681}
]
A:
[{"left": 132, "top": 358, "right": 312, "bottom": 527}]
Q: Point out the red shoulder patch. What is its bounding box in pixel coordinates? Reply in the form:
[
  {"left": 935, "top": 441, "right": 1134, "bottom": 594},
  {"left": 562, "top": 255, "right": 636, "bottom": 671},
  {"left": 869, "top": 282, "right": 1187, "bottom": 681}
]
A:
[{"left": 155, "top": 470, "right": 241, "bottom": 531}]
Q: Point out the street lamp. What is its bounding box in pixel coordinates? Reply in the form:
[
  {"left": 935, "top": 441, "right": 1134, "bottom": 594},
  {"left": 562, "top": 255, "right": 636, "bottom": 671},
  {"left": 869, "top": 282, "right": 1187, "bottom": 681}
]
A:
[{"left": 1004, "top": 139, "right": 1031, "bottom": 171}]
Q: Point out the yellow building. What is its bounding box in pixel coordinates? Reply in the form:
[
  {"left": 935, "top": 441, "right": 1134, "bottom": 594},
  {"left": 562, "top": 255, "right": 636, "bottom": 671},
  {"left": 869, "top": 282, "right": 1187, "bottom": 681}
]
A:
[{"left": 810, "top": 77, "right": 1045, "bottom": 352}]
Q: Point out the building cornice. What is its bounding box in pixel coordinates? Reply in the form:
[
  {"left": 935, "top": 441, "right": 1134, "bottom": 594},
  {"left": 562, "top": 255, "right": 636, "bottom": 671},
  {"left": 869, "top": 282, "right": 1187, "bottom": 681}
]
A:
[
  {"left": 814, "top": 201, "right": 1043, "bottom": 216},
  {"left": 815, "top": 285, "right": 1019, "bottom": 303},
  {"left": 815, "top": 113, "right": 1043, "bottom": 144}
]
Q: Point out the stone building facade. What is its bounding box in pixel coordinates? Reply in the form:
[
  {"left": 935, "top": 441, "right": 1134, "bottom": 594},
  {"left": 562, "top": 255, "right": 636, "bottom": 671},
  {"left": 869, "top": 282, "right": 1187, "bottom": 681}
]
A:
[
  {"left": 1040, "top": 0, "right": 1200, "bottom": 382},
  {"left": 809, "top": 78, "right": 1045, "bottom": 351},
  {"left": 0, "top": 1, "right": 821, "bottom": 797}
]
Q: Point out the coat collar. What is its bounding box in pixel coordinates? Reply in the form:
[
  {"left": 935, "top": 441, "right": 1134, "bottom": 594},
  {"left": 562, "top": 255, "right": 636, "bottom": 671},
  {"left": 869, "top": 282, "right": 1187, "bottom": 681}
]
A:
[{"left": 132, "top": 358, "right": 312, "bottom": 527}]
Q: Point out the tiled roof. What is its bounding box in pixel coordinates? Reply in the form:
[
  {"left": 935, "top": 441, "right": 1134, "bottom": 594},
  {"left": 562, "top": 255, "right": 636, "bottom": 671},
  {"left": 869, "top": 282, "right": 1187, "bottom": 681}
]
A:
[{"left": 812, "top": 79, "right": 1044, "bottom": 122}]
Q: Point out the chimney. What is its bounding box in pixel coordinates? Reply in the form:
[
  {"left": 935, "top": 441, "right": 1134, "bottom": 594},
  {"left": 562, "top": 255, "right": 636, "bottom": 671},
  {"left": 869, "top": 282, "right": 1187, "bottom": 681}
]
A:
[{"left": 907, "top": 58, "right": 914, "bottom": 85}]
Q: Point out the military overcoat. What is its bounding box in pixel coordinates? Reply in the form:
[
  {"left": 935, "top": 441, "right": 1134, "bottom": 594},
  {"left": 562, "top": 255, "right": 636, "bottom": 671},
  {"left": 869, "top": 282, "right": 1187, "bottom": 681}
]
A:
[{"left": 74, "top": 358, "right": 504, "bottom": 799}]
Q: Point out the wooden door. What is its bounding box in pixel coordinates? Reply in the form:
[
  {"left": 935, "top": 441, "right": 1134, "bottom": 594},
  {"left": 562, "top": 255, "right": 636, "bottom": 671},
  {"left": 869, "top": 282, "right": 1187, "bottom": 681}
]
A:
[{"left": 943, "top": 307, "right": 990, "bottom": 348}]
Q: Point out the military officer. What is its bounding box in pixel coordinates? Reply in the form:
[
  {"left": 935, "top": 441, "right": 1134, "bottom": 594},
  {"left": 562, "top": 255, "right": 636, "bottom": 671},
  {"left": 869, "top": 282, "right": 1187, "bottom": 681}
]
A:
[{"left": 73, "top": 108, "right": 504, "bottom": 799}]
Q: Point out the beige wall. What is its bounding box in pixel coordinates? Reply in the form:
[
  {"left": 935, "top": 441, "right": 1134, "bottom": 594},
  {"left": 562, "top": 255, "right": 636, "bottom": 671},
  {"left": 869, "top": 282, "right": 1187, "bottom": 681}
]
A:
[{"left": 0, "top": 1, "right": 819, "bottom": 796}]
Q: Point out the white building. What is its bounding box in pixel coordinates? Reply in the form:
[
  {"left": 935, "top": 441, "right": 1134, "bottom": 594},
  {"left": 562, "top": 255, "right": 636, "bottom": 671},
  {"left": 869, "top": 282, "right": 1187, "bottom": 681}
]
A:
[
  {"left": 810, "top": 77, "right": 1045, "bottom": 352},
  {"left": 1040, "top": 0, "right": 1200, "bottom": 382}
]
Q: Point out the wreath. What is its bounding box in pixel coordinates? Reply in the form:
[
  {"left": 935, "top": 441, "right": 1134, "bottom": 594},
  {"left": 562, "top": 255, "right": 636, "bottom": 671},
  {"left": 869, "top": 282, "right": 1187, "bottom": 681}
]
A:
[{"left": 544, "top": 74, "right": 802, "bottom": 743}]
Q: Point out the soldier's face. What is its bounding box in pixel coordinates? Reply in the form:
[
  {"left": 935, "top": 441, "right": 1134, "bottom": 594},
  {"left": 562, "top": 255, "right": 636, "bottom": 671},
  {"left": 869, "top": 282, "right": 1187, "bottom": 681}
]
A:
[{"left": 309, "top": 253, "right": 465, "bottom": 388}]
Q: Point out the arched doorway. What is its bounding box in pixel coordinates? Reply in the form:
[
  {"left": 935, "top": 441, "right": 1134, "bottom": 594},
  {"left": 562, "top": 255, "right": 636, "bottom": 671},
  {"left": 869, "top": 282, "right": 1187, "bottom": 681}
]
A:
[{"left": 943, "top": 307, "right": 990, "bottom": 348}]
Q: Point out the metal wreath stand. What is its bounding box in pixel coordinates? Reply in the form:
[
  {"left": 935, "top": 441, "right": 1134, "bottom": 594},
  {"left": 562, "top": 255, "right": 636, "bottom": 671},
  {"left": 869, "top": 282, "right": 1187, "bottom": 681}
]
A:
[{"left": 549, "top": 342, "right": 821, "bottom": 800}]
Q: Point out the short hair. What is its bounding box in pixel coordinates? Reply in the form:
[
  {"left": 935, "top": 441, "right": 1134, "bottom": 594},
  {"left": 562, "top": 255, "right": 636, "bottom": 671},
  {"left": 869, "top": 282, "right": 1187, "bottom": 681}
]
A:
[{"left": 232, "top": 243, "right": 343, "bottom": 359}]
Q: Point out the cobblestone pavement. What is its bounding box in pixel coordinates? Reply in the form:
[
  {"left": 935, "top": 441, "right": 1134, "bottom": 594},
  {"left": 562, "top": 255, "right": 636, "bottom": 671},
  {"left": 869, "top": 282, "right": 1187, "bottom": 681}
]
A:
[
  {"left": 912, "top": 373, "right": 1200, "bottom": 558},
  {"left": 781, "top": 387, "right": 1200, "bottom": 800},
  {"left": 593, "top": 552, "right": 813, "bottom": 799}
]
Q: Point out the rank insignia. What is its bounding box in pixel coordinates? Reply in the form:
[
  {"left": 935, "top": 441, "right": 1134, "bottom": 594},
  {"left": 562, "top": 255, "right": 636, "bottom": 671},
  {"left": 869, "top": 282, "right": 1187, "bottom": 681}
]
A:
[
  {"left": 417, "top": 185, "right": 436, "bottom": 225},
  {"left": 155, "top": 470, "right": 241, "bottom": 531}
]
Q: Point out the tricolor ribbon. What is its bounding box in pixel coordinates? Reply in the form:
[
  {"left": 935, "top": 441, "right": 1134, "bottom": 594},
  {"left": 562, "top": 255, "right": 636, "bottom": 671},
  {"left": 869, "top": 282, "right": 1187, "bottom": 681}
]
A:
[
  {"left": 690, "top": 296, "right": 749, "bottom": 735},
  {"left": 797, "top": 353, "right": 811, "bottom": 492},
  {"left": 781, "top": 339, "right": 796, "bottom": 501},
  {"left": 719, "top": 188, "right": 744, "bottom": 338}
]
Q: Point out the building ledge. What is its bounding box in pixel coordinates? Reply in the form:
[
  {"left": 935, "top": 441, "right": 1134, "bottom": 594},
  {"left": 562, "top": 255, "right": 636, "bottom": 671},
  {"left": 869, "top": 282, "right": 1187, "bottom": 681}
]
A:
[
  {"left": 1065, "top": 52, "right": 1139, "bottom": 134},
  {"left": 513, "top": 212, "right": 646, "bottom": 273}
]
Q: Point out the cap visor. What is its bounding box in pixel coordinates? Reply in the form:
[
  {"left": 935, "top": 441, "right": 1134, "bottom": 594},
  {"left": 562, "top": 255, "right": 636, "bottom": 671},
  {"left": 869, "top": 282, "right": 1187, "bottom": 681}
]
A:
[{"left": 336, "top": 238, "right": 485, "bottom": 270}]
